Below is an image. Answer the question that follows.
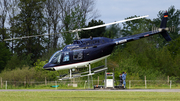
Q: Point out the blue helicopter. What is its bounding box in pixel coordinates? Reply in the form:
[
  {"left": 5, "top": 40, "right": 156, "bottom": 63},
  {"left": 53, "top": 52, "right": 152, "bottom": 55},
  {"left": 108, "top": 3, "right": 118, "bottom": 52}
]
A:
[{"left": 42, "top": 12, "right": 171, "bottom": 78}]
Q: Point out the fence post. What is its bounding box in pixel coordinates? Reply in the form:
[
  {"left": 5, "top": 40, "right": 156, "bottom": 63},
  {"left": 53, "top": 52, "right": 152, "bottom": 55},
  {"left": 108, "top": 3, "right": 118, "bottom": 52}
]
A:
[
  {"left": 145, "top": 76, "right": 147, "bottom": 88},
  {"left": 24, "top": 79, "right": 26, "bottom": 87},
  {"left": 170, "top": 80, "right": 172, "bottom": 89},
  {"left": 0, "top": 77, "right": 1, "bottom": 88},
  {"left": 129, "top": 80, "right": 131, "bottom": 89},
  {"left": 6, "top": 81, "right": 7, "bottom": 90},
  {"left": 98, "top": 76, "right": 99, "bottom": 85},
  {"left": 91, "top": 75, "right": 93, "bottom": 88},
  {"left": 84, "top": 81, "right": 87, "bottom": 89}
]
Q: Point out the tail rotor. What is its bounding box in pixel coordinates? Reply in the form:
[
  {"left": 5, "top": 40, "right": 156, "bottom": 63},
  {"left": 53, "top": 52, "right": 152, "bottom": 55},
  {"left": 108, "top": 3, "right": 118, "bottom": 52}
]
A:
[{"left": 152, "top": 26, "right": 175, "bottom": 33}]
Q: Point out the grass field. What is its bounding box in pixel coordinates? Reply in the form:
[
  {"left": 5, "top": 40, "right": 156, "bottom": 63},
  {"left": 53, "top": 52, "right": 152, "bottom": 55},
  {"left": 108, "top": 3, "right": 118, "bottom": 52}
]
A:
[{"left": 0, "top": 91, "right": 180, "bottom": 101}]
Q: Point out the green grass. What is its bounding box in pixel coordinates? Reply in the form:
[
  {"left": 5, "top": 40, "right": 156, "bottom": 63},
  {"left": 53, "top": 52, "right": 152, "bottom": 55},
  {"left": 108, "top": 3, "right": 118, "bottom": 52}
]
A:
[{"left": 0, "top": 91, "right": 180, "bottom": 101}]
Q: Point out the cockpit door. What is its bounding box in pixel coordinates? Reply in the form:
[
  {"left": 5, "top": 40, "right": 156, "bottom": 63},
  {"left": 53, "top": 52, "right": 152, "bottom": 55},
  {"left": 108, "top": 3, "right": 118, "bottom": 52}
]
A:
[
  {"left": 73, "top": 50, "right": 83, "bottom": 61},
  {"left": 62, "top": 52, "right": 70, "bottom": 63},
  {"left": 49, "top": 51, "right": 62, "bottom": 64}
]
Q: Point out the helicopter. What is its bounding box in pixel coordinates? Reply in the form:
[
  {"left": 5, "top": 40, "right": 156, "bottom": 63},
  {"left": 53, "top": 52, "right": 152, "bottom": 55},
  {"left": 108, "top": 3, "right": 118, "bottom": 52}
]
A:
[
  {"left": 4, "top": 12, "right": 171, "bottom": 79},
  {"left": 42, "top": 12, "right": 171, "bottom": 77}
]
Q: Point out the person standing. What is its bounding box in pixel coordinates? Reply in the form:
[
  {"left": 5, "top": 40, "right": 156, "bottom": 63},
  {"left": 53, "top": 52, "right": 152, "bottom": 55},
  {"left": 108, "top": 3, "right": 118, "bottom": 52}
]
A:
[{"left": 122, "top": 72, "right": 127, "bottom": 89}]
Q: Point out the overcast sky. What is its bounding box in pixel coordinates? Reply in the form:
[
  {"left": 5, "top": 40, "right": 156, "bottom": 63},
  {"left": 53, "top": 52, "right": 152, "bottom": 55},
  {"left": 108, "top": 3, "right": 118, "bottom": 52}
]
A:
[{"left": 95, "top": 0, "right": 180, "bottom": 24}]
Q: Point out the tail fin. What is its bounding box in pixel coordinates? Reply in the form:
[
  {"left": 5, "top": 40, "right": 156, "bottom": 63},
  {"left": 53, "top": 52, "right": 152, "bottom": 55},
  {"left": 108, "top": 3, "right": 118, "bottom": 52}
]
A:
[{"left": 160, "top": 11, "right": 172, "bottom": 41}]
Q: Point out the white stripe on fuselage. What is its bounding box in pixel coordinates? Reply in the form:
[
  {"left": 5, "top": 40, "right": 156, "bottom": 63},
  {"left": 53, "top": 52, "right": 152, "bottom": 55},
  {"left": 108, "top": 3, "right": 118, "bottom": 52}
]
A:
[{"left": 53, "top": 55, "right": 110, "bottom": 71}]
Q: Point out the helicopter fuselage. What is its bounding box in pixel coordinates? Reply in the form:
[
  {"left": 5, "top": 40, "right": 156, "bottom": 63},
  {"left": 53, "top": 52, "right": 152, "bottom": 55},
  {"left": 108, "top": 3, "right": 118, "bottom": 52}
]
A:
[{"left": 43, "top": 37, "right": 116, "bottom": 71}]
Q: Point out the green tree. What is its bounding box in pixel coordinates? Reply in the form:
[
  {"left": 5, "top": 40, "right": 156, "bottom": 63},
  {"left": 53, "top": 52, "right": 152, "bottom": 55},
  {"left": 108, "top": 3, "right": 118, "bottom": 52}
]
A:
[
  {"left": 60, "top": 0, "right": 99, "bottom": 45},
  {"left": 62, "top": 5, "right": 86, "bottom": 45},
  {"left": 166, "top": 36, "right": 180, "bottom": 77},
  {"left": 5, "top": 53, "right": 33, "bottom": 70},
  {"left": 167, "top": 36, "right": 180, "bottom": 58},
  {"left": 104, "top": 24, "right": 121, "bottom": 39},
  {"left": 0, "top": 42, "right": 11, "bottom": 72},
  {"left": 11, "top": 0, "right": 47, "bottom": 64},
  {"left": 0, "top": 0, "right": 9, "bottom": 42},
  {"left": 8, "top": 0, "right": 19, "bottom": 53},
  {"left": 80, "top": 19, "right": 106, "bottom": 38},
  {"left": 122, "top": 16, "right": 152, "bottom": 36}
]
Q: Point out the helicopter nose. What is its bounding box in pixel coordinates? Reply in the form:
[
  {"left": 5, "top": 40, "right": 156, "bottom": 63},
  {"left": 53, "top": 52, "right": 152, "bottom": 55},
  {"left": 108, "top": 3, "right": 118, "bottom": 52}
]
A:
[{"left": 43, "top": 63, "right": 55, "bottom": 71}]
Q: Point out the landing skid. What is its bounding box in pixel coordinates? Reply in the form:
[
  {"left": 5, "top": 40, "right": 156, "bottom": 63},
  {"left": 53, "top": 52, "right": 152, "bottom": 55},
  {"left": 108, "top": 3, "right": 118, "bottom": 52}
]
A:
[{"left": 59, "top": 65, "right": 107, "bottom": 80}]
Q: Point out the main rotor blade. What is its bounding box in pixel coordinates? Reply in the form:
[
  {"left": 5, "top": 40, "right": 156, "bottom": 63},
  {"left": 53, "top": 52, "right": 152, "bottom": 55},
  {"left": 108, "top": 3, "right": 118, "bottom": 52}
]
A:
[
  {"left": 81, "top": 15, "right": 149, "bottom": 31},
  {"left": 4, "top": 31, "right": 70, "bottom": 41},
  {"left": 4, "top": 15, "right": 149, "bottom": 41}
]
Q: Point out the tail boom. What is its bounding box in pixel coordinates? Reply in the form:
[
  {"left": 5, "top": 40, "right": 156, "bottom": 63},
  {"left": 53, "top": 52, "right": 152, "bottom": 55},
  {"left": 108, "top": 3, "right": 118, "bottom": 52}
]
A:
[{"left": 114, "top": 11, "right": 172, "bottom": 44}]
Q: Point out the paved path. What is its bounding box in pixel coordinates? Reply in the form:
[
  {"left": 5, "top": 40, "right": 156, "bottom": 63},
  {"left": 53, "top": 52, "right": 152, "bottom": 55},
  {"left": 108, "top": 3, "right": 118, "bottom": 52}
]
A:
[{"left": 0, "top": 89, "right": 180, "bottom": 92}]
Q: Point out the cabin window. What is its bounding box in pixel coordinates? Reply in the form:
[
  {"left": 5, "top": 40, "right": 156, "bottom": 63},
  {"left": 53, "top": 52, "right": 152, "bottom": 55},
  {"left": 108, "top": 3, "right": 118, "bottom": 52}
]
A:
[
  {"left": 63, "top": 52, "right": 69, "bottom": 62},
  {"left": 73, "top": 50, "right": 83, "bottom": 60},
  {"left": 49, "top": 51, "right": 62, "bottom": 64}
]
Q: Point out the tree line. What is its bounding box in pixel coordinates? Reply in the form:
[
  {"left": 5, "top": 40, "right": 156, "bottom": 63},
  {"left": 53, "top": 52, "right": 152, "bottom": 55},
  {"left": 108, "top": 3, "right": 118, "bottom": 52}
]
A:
[{"left": 0, "top": 0, "right": 180, "bottom": 81}]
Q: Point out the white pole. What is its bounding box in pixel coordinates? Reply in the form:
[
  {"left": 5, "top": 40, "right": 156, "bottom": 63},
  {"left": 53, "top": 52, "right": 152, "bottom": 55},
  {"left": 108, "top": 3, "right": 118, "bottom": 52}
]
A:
[
  {"left": 145, "top": 76, "right": 147, "bottom": 89},
  {"left": 105, "top": 58, "right": 107, "bottom": 68},
  {"left": 88, "top": 63, "right": 92, "bottom": 89},
  {"left": 84, "top": 81, "right": 87, "bottom": 89},
  {"left": 89, "top": 63, "right": 91, "bottom": 75},
  {"left": 98, "top": 76, "right": 99, "bottom": 85},
  {"left": 6, "top": 81, "right": 7, "bottom": 90},
  {"left": 91, "top": 75, "right": 93, "bottom": 88},
  {"left": 105, "top": 58, "right": 107, "bottom": 88},
  {"left": 129, "top": 80, "right": 131, "bottom": 89},
  {"left": 0, "top": 77, "right": 1, "bottom": 88},
  {"left": 70, "top": 69, "right": 72, "bottom": 79},
  {"left": 170, "top": 80, "right": 172, "bottom": 89},
  {"left": 88, "top": 75, "right": 89, "bottom": 89}
]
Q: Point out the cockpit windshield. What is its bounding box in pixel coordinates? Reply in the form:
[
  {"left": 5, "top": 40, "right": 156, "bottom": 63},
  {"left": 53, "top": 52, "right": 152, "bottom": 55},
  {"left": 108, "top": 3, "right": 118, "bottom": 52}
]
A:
[{"left": 49, "top": 51, "right": 62, "bottom": 64}]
